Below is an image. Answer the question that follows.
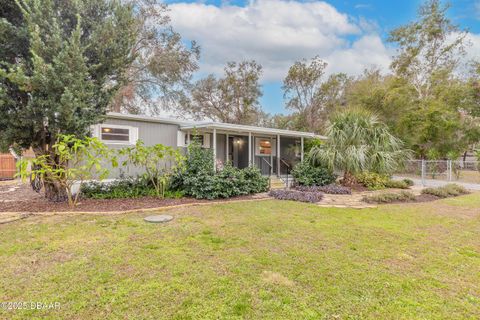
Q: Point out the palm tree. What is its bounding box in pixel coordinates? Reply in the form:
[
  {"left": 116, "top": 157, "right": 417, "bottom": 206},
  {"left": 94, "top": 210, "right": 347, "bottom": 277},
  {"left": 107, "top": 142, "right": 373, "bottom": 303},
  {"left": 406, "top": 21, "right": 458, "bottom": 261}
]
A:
[{"left": 310, "top": 108, "right": 411, "bottom": 186}]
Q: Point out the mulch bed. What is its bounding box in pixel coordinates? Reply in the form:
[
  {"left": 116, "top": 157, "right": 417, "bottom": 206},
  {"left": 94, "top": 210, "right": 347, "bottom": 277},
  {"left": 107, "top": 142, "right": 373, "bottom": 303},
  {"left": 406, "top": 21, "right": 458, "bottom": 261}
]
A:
[
  {"left": 0, "top": 183, "right": 265, "bottom": 213},
  {"left": 414, "top": 194, "right": 441, "bottom": 203}
]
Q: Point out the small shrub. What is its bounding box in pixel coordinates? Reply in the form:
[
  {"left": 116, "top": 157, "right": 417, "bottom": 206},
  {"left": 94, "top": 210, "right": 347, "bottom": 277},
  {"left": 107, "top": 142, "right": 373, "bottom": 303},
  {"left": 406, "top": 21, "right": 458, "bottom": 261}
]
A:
[
  {"left": 269, "top": 190, "right": 323, "bottom": 203},
  {"left": 402, "top": 178, "right": 414, "bottom": 187},
  {"left": 384, "top": 180, "right": 410, "bottom": 189},
  {"left": 291, "top": 160, "right": 336, "bottom": 186},
  {"left": 295, "top": 184, "right": 351, "bottom": 195},
  {"left": 421, "top": 184, "right": 469, "bottom": 198},
  {"left": 363, "top": 191, "right": 416, "bottom": 204},
  {"left": 355, "top": 172, "right": 389, "bottom": 190}
]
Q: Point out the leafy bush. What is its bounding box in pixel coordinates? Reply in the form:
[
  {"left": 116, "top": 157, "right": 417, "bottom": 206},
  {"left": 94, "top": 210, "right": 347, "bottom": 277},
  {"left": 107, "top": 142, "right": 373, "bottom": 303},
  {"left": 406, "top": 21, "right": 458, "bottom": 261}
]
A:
[
  {"left": 119, "top": 141, "right": 184, "bottom": 198},
  {"left": 421, "top": 184, "right": 469, "bottom": 198},
  {"left": 291, "top": 160, "right": 336, "bottom": 186},
  {"left": 363, "top": 191, "right": 416, "bottom": 203},
  {"left": 242, "top": 165, "right": 270, "bottom": 194},
  {"left": 384, "top": 180, "right": 410, "bottom": 189},
  {"left": 173, "top": 142, "right": 269, "bottom": 199},
  {"left": 295, "top": 184, "right": 351, "bottom": 195},
  {"left": 269, "top": 190, "right": 323, "bottom": 203},
  {"left": 81, "top": 176, "right": 185, "bottom": 199},
  {"left": 17, "top": 134, "right": 115, "bottom": 207},
  {"left": 355, "top": 172, "right": 389, "bottom": 190},
  {"left": 402, "top": 178, "right": 414, "bottom": 187}
]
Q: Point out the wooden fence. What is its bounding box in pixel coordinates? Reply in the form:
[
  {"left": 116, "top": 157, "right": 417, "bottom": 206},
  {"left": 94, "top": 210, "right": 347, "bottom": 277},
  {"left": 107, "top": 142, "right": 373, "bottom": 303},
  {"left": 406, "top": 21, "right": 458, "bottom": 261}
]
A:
[{"left": 0, "top": 153, "right": 16, "bottom": 180}]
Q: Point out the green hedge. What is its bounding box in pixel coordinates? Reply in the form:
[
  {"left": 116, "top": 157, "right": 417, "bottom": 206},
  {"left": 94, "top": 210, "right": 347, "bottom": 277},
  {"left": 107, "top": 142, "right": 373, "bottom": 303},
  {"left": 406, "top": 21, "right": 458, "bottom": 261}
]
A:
[
  {"left": 81, "top": 176, "right": 183, "bottom": 199},
  {"left": 172, "top": 143, "right": 269, "bottom": 199}
]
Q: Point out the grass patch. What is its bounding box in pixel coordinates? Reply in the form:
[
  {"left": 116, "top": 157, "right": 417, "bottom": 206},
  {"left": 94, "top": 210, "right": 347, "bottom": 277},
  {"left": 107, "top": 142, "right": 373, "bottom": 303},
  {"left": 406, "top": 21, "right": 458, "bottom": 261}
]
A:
[{"left": 0, "top": 194, "right": 479, "bottom": 319}]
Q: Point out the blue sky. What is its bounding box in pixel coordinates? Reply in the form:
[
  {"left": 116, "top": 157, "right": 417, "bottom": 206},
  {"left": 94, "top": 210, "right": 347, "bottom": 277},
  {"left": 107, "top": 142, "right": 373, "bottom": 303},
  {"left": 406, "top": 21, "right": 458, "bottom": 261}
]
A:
[{"left": 164, "top": 0, "right": 480, "bottom": 115}]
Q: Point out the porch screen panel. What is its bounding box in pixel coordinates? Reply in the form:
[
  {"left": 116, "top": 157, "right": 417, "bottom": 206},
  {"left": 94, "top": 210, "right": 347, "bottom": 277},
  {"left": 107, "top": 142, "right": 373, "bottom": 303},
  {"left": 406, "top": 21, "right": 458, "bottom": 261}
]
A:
[{"left": 279, "top": 137, "right": 301, "bottom": 175}]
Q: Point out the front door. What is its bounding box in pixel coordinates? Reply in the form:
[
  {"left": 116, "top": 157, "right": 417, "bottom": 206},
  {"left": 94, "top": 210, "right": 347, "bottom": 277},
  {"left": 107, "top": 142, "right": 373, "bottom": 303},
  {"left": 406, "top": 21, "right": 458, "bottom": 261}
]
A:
[{"left": 228, "top": 136, "right": 249, "bottom": 169}]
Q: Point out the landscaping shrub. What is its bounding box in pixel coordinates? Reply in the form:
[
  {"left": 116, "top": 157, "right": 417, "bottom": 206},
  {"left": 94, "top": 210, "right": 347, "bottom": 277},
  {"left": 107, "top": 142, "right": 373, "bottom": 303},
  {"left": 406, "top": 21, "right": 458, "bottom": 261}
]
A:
[
  {"left": 173, "top": 142, "right": 269, "bottom": 199},
  {"left": 242, "top": 165, "right": 270, "bottom": 193},
  {"left": 119, "top": 141, "right": 184, "bottom": 198},
  {"left": 295, "top": 184, "right": 351, "bottom": 195},
  {"left": 355, "top": 172, "right": 411, "bottom": 190},
  {"left": 355, "top": 172, "right": 389, "bottom": 190},
  {"left": 269, "top": 190, "right": 323, "bottom": 203},
  {"left": 291, "top": 160, "right": 336, "bottom": 186},
  {"left": 402, "top": 178, "right": 414, "bottom": 187},
  {"left": 363, "top": 191, "right": 416, "bottom": 203},
  {"left": 384, "top": 179, "right": 410, "bottom": 189},
  {"left": 81, "top": 176, "right": 185, "bottom": 199},
  {"left": 421, "top": 184, "right": 469, "bottom": 198}
]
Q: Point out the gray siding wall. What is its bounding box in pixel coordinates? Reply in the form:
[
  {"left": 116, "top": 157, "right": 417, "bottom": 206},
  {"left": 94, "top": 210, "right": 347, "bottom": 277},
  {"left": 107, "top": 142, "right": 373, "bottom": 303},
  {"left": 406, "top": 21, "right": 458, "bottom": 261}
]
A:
[
  {"left": 104, "top": 118, "right": 179, "bottom": 147},
  {"left": 100, "top": 118, "right": 180, "bottom": 179}
]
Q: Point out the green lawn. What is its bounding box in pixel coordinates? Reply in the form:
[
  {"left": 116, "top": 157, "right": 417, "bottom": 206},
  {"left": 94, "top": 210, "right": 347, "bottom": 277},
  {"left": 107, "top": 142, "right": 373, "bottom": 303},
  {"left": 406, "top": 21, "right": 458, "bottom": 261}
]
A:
[{"left": 1, "top": 195, "right": 479, "bottom": 319}]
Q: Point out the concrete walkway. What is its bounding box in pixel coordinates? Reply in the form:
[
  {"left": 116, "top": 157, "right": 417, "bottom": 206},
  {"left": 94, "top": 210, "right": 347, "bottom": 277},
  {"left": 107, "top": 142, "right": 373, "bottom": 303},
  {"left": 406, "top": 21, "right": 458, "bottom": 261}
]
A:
[{"left": 393, "top": 176, "right": 480, "bottom": 191}]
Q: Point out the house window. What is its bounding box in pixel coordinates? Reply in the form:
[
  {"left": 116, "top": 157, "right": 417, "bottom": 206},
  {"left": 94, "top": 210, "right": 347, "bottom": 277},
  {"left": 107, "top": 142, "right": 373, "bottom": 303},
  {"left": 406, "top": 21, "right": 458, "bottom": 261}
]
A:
[
  {"left": 96, "top": 124, "right": 138, "bottom": 144},
  {"left": 101, "top": 127, "right": 130, "bottom": 142},
  {"left": 255, "top": 138, "right": 276, "bottom": 156}
]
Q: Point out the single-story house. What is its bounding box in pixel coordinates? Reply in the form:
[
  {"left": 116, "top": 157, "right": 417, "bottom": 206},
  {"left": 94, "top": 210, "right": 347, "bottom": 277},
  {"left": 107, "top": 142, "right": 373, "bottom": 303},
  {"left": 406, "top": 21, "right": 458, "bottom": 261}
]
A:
[{"left": 91, "top": 112, "right": 324, "bottom": 183}]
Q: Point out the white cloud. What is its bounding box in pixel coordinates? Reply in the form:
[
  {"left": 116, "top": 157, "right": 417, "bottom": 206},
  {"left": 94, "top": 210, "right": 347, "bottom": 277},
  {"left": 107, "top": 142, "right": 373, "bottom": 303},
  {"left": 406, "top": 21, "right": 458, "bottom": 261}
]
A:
[
  {"left": 169, "top": 0, "right": 392, "bottom": 81},
  {"left": 464, "top": 33, "right": 480, "bottom": 62}
]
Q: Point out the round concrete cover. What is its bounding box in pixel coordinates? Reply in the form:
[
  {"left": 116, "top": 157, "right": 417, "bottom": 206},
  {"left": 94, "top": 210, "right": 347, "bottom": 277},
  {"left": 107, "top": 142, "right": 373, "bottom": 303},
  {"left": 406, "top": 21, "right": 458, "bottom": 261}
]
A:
[{"left": 144, "top": 215, "right": 173, "bottom": 223}]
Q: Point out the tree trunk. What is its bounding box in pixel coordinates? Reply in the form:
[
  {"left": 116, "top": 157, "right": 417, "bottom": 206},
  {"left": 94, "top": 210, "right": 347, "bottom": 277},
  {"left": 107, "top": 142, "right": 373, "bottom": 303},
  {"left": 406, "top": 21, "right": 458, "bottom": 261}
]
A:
[
  {"left": 33, "top": 146, "right": 68, "bottom": 203},
  {"left": 44, "top": 180, "right": 68, "bottom": 202},
  {"left": 342, "top": 171, "right": 357, "bottom": 187}
]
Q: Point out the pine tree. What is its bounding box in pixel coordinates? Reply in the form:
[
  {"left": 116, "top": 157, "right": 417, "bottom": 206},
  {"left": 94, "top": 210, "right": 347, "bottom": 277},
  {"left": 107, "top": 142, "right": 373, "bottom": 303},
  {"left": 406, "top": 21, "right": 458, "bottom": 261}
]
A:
[{"left": 0, "top": 0, "right": 137, "bottom": 200}]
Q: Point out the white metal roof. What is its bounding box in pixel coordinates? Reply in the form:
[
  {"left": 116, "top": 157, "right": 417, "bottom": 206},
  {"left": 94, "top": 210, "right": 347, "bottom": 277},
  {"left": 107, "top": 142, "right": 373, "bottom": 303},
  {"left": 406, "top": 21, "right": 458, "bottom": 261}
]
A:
[{"left": 106, "top": 112, "right": 325, "bottom": 139}]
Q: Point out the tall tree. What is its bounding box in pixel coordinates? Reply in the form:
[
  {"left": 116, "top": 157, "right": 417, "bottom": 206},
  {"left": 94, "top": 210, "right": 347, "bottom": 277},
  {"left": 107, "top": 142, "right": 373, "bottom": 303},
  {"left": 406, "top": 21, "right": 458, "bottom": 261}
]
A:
[
  {"left": 388, "top": 0, "right": 467, "bottom": 99},
  {"left": 346, "top": 68, "right": 415, "bottom": 129},
  {"left": 110, "top": 0, "right": 200, "bottom": 115},
  {"left": 0, "top": 0, "right": 137, "bottom": 200},
  {"left": 182, "top": 61, "right": 266, "bottom": 125},
  {"left": 283, "top": 56, "right": 350, "bottom": 133},
  {"left": 386, "top": 0, "right": 479, "bottom": 158}
]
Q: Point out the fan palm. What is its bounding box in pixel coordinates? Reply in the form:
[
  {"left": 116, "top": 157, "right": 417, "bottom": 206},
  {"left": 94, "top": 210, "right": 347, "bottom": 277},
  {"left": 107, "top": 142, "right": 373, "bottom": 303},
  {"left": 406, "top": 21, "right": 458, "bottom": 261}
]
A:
[{"left": 310, "top": 108, "right": 411, "bottom": 186}]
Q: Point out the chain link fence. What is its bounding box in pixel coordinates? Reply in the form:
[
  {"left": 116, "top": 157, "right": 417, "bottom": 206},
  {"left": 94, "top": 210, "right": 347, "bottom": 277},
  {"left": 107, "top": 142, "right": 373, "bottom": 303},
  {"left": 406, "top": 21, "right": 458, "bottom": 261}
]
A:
[{"left": 398, "top": 160, "right": 480, "bottom": 185}]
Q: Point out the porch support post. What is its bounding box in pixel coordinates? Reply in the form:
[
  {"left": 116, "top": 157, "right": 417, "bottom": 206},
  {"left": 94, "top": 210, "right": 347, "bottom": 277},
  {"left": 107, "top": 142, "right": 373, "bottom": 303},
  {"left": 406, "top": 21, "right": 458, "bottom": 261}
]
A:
[
  {"left": 277, "top": 134, "right": 280, "bottom": 177},
  {"left": 213, "top": 128, "right": 217, "bottom": 171},
  {"left": 226, "top": 133, "right": 229, "bottom": 164},
  {"left": 248, "top": 132, "right": 252, "bottom": 167},
  {"left": 270, "top": 137, "right": 273, "bottom": 175},
  {"left": 187, "top": 131, "right": 191, "bottom": 145},
  {"left": 301, "top": 137, "right": 304, "bottom": 162}
]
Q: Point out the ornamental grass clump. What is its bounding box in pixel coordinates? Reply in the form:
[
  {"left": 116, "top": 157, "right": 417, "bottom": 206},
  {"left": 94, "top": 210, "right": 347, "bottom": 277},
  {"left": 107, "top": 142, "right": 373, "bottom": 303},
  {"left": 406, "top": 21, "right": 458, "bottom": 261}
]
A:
[
  {"left": 422, "top": 184, "right": 469, "bottom": 198},
  {"left": 363, "top": 191, "right": 416, "bottom": 204},
  {"left": 269, "top": 190, "right": 323, "bottom": 203}
]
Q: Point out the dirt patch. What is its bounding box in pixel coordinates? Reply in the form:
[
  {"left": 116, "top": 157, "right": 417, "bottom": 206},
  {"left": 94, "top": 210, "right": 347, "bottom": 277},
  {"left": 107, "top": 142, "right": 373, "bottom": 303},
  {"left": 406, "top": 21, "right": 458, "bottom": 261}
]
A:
[
  {"left": 261, "top": 271, "right": 295, "bottom": 287},
  {"left": 0, "top": 182, "right": 268, "bottom": 213}
]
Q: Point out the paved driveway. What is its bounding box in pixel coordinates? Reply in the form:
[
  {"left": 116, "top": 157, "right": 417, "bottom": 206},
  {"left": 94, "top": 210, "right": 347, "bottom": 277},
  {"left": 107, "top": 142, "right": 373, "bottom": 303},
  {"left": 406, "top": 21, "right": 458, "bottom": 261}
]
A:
[{"left": 393, "top": 175, "right": 480, "bottom": 191}]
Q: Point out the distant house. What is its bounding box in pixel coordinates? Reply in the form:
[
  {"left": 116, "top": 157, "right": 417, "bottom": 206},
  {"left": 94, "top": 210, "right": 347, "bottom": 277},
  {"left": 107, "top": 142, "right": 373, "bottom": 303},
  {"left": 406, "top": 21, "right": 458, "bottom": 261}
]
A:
[{"left": 92, "top": 113, "right": 324, "bottom": 181}]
